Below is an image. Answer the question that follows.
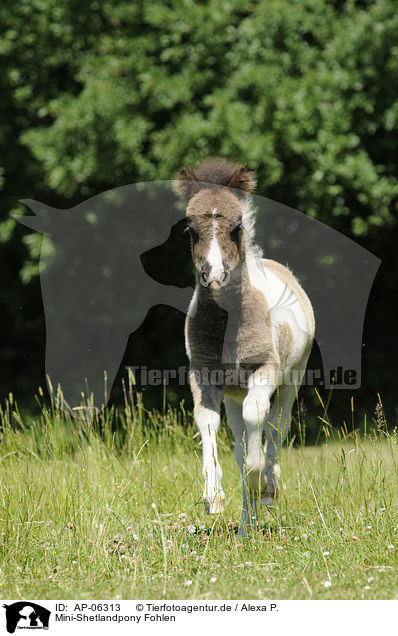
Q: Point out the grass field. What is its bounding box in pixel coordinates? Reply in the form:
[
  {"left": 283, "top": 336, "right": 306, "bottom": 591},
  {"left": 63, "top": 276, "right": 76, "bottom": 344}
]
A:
[{"left": 0, "top": 388, "right": 397, "bottom": 600}]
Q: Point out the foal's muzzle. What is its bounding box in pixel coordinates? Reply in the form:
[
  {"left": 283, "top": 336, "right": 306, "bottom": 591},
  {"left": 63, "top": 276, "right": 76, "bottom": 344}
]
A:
[{"left": 200, "top": 269, "right": 230, "bottom": 290}]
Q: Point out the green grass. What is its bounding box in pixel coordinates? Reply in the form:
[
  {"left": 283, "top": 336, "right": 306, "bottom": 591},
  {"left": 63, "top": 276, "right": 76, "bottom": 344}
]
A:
[{"left": 0, "top": 389, "right": 397, "bottom": 600}]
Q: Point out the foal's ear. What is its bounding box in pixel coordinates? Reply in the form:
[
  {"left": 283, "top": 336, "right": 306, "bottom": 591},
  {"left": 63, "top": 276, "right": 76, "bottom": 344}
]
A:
[
  {"left": 173, "top": 166, "right": 201, "bottom": 200},
  {"left": 227, "top": 165, "right": 257, "bottom": 195}
]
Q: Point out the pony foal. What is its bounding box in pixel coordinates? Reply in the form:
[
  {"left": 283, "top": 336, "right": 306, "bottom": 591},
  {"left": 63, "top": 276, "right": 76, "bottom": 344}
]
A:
[{"left": 174, "top": 158, "right": 315, "bottom": 532}]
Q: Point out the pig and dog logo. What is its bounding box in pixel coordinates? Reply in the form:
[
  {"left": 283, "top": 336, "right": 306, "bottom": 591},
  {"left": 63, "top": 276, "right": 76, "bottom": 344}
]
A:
[
  {"left": 2, "top": 602, "right": 51, "bottom": 633},
  {"left": 15, "top": 181, "right": 380, "bottom": 412}
]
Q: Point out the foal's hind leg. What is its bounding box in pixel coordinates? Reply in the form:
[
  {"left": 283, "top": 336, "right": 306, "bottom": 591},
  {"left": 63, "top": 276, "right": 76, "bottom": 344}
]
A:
[
  {"left": 225, "top": 397, "right": 258, "bottom": 535},
  {"left": 261, "top": 383, "right": 297, "bottom": 506}
]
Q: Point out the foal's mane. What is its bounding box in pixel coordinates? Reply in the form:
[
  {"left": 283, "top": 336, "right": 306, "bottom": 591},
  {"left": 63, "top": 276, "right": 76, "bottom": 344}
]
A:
[{"left": 174, "top": 157, "right": 256, "bottom": 201}]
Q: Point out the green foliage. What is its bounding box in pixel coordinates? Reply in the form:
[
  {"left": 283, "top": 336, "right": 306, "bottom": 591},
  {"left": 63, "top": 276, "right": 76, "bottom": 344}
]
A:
[{"left": 2, "top": 0, "right": 397, "bottom": 232}]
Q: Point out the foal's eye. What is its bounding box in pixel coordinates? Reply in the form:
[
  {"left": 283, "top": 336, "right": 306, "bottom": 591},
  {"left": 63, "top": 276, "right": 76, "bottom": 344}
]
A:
[{"left": 185, "top": 222, "right": 199, "bottom": 241}]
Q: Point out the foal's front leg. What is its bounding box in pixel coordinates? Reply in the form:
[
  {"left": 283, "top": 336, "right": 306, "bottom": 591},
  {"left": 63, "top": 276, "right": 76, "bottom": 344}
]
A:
[
  {"left": 242, "top": 366, "right": 277, "bottom": 498},
  {"left": 189, "top": 371, "right": 224, "bottom": 514}
]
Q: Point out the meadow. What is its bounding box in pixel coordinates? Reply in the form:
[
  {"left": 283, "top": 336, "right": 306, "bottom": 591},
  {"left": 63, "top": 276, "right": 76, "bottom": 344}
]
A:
[{"left": 0, "top": 385, "right": 397, "bottom": 600}]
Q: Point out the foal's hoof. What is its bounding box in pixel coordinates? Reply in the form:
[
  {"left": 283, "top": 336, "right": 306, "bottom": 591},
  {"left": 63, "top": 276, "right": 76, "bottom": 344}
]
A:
[
  {"left": 203, "top": 496, "right": 224, "bottom": 514},
  {"left": 260, "top": 495, "right": 275, "bottom": 506},
  {"left": 247, "top": 470, "right": 267, "bottom": 499},
  {"left": 260, "top": 479, "right": 279, "bottom": 506}
]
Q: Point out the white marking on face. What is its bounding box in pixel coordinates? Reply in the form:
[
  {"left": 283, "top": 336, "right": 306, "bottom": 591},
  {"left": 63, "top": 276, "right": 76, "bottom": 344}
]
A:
[{"left": 207, "top": 216, "right": 224, "bottom": 281}]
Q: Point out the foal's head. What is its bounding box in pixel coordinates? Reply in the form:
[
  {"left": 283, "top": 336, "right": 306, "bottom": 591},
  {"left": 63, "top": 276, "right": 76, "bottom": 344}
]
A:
[{"left": 174, "top": 158, "right": 256, "bottom": 291}]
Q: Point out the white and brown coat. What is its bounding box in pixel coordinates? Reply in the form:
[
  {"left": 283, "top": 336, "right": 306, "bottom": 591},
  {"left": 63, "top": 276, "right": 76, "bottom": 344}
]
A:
[{"left": 175, "top": 158, "right": 315, "bottom": 532}]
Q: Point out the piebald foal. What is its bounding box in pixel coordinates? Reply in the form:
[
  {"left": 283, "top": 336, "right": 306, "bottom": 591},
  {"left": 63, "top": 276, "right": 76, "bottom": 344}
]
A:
[{"left": 175, "top": 158, "right": 315, "bottom": 532}]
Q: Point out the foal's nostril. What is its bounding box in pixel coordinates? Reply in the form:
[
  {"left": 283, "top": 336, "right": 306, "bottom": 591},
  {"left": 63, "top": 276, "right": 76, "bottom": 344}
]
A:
[
  {"left": 200, "top": 271, "right": 209, "bottom": 286},
  {"left": 220, "top": 270, "right": 230, "bottom": 286}
]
